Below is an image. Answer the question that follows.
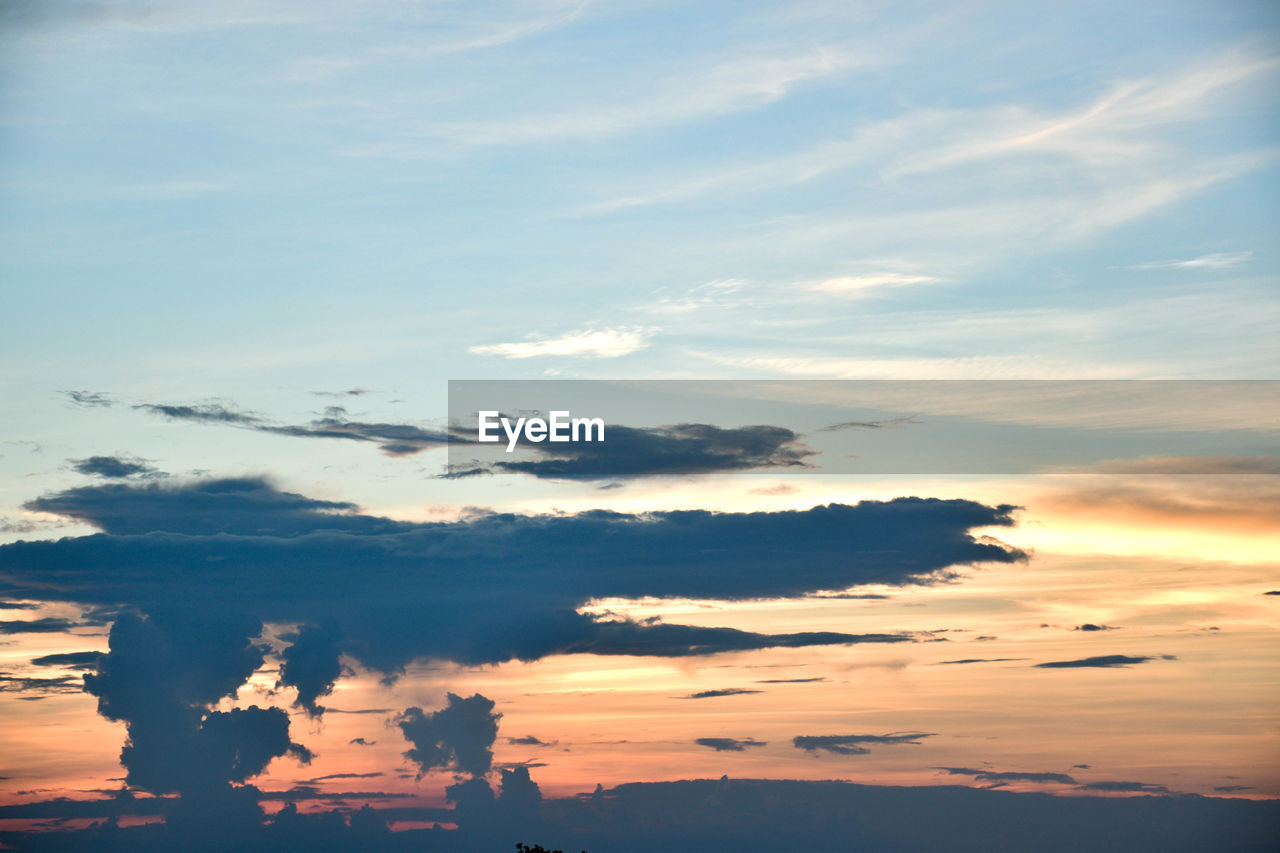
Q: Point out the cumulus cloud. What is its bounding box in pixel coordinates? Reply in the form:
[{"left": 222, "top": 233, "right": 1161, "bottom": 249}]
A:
[
  {"left": 397, "top": 693, "right": 501, "bottom": 778},
  {"left": 469, "top": 327, "right": 655, "bottom": 359},
  {"left": 276, "top": 621, "right": 344, "bottom": 717},
  {"left": 82, "top": 610, "right": 310, "bottom": 796}
]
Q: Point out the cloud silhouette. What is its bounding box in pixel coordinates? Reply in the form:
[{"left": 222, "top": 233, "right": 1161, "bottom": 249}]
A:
[
  {"left": 695, "top": 737, "right": 767, "bottom": 752},
  {"left": 397, "top": 692, "right": 501, "bottom": 778},
  {"left": 276, "top": 621, "right": 343, "bottom": 717},
  {"left": 4, "top": 478, "right": 1024, "bottom": 672},
  {"left": 683, "top": 688, "right": 763, "bottom": 699},
  {"left": 82, "top": 610, "right": 310, "bottom": 797},
  {"left": 135, "top": 402, "right": 451, "bottom": 456},
  {"left": 1035, "top": 655, "right": 1175, "bottom": 669},
  {"left": 936, "top": 767, "right": 1077, "bottom": 785},
  {"left": 460, "top": 423, "right": 815, "bottom": 479},
  {"left": 70, "top": 455, "right": 161, "bottom": 479},
  {"left": 794, "top": 732, "right": 935, "bottom": 755}
]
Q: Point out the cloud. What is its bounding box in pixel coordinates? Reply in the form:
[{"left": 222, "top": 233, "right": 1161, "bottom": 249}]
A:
[
  {"left": 349, "top": 737, "right": 375, "bottom": 746},
  {"left": 507, "top": 735, "right": 553, "bottom": 746},
  {"left": 1077, "top": 781, "right": 1172, "bottom": 794},
  {"left": 0, "top": 672, "right": 83, "bottom": 694},
  {"left": 1075, "top": 624, "right": 1116, "bottom": 632},
  {"left": 397, "top": 693, "right": 501, "bottom": 778},
  {"left": 11, "top": 776, "right": 1278, "bottom": 851},
  {"left": 695, "top": 737, "right": 767, "bottom": 752},
  {"left": 809, "top": 274, "right": 937, "bottom": 295},
  {"left": 276, "top": 621, "right": 344, "bottom": 717},
  {"left": 936, "top": 658, "right": 1024, "bottom": 665},
  {"left": 461, "top": 422, "right": 815, "bottom": 480},
  {"left": 469, "top": 327, "right": 655, "bottom": 359},
  {"left": 754, "top": 677, "right": 825, "bottom": 683},
  {"left": 1034, "top": 654, "right": 1176, "bottom": 669},
  {"left": 820, "top": 416, "right": 919, "bottom": 431},
  {"left": 70, "top": 455, "right": 162, "bottom": 479},
  {"left": 936, "top": 767, "right": 1077, "bottom": 785},
  {"left": 136, "top": 402, "right": 451, "bottom": 456},
  {"left": 0, "top": 616, "right": 82, "bottom": 634},
  {"left": 682, "top": 688, "right": 763, "bottom": 699},
  {"left": 794, "top": 732, "right": 935, "bottom": 755},
  {"left": 1126, "top": 251, "right": 1252, "bottom": 270},
  {"left": 82, "top": 610, "right": 310, "bottom": 797},
  {"left": 4, "top": 478, "right": 1022, "bottom": 673},
  {"left": 30, "top": 650, "right": 103, "bottom": 670},
  {"left": 63, "top": 389, "right": 115, "bottom": 407}
]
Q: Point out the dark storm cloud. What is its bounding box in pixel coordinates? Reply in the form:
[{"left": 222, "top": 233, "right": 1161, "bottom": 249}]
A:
[
  {"left": 135, "top": 402, "right": 451, "bottom": 456},
  {"left": 936, "top": 767, "right": 1077, "bottom": 785},
  {"left": 70, "top": 455, "right": 161, "bottom": 479},
  {"left": 2, "top": 478, "right": 1024, "bottom": 671},
  {"left": 1034, "top": 654, "right": 1176, "bottom": 669},
  {"left": 695, "top": 737, "right": 767, "bottom": 752},
  {"left": 457, "top": 423, "right": 815, "bottom": 479},
  {"left": 794, "top": 732, "right": 935, "bottom": 755},
  {"left": 682, "top": 688, "right": 763, "bottom": 699},
  {"left": 31, "top": 650, "right": 104, "bottom": 670},
  {"left": 397, "top": 693, "right": 501, "bottom": 778},
  {"left": 82, "top": 610, "right": 310, "bottom": 797},
  {"left": 276, "top": 621, "right": 343, "bottom": 717},
  {"left": 1074, "top": 623, "right": 1116, "bottom": 631},
  {"left": 1264, "top": 590, "right": 1280, "bottom": 596},
  {"left": 63, "top": 389, "right": 114, "bottom": 407}
]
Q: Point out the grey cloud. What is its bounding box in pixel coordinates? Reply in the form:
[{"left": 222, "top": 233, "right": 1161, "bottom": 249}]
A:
[
  {"left": 1035, "top": 655, "right": 1176, "bottom": 669},
  {"left": 63, "top": 389, "right": 115, "bottom": 407},
  {"left": 458, "top": 423, "right": 815, "bottom": 480},
  {"left": 794, "top": 732, "right": 934, "bottom": 755},
  {"left": 71, "top": 455, "right": 161, "bottom": 479},
  {"left": 695, "top": 737, "right": 767, "bottom": 752},
  {"left": 936, "top": 767, "right": 1077, "bottom": 785},
  {"left": 683, "top": 688, "right": 763, "bottom": 699},
  {"left": 397, "top": 692, "right": 501, "bottom": 778}
]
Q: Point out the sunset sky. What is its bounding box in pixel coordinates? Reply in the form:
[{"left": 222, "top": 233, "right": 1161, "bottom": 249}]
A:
[{"left": 1, "top": 2, "right": 1278, "bottom": 851}]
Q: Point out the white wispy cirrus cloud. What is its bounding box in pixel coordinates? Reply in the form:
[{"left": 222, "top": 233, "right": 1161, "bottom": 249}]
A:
[
  {"left": 469, "top": 327, "right": 655, "bottom": 359},
  {"left": 1125, "top": 251, "right": 1253, "bottom": 270},
  {"left": 809, "top": 273, "right": 938, "bottom": 295}
]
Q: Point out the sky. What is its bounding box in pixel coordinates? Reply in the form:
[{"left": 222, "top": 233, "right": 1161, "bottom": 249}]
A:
[{"left": 0, "top": 1, "right": 1278, "bottom": 850}]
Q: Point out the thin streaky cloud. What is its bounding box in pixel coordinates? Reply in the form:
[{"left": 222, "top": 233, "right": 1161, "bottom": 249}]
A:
[
  {"left": 470, "top": 327, "right": 655, "bottom": 359},
  {"left": 406, "top": 47, "right": 881, "bottom": 146},
  {"left": 1125, "top": 251, "right": 1253, "bottom": 270},
  {"left": 809, "top": 274, "right": 938, "bottom": 296}
]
